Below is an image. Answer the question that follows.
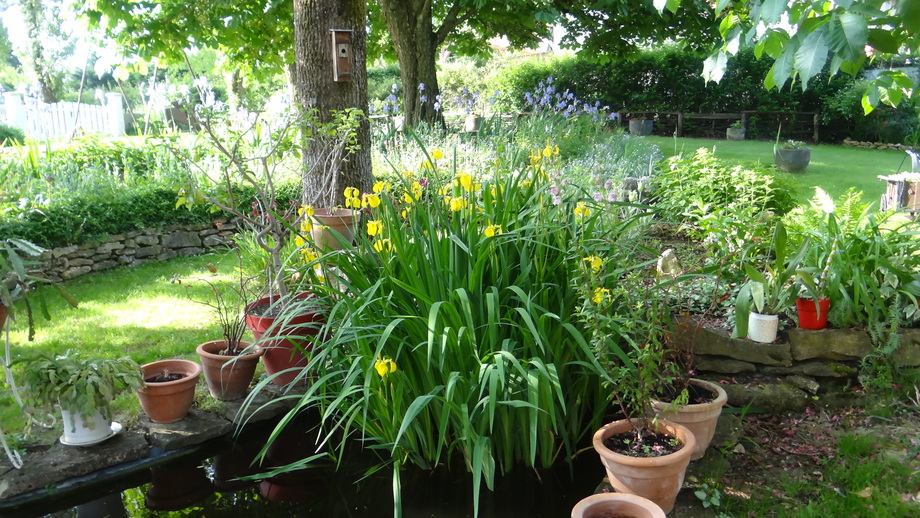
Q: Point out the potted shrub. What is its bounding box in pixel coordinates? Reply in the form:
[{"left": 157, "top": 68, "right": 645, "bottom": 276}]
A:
[
  {"left": 577, "top": 267, "right": 695, "bottom": 513},
  {"left": 20, "top": 352, "right": 143, "bottom": 446},
  {"left": 774, "top": 139, "right": 811, "bottom": 172},
  {"left": 734, "top": 222, "right": 812, "bottom": 343},
  {"left": 648, "top": 269, "right": 732, "bottom": 460},
  {"left": 137, "top": 359, "right": 201, "bottom": 423},
  {"left": 726, "top": 120, "right": 745, "bottom": 140},
  {"left": 190, "top": 270, "right": 264, "bottom": 401},
  {"left": 628, "top": 117, "right": 654, "bottom": 136}
]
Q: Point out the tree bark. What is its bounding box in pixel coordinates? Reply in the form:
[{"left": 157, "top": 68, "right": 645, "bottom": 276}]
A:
[
  {"left": 378, "top": 0, "right": 451, "bottom": 127},
  {"left": 22, "top": 0, "right": 57, "bottom": 103},
  {"left": 294, "top": 0, "right": 373, "bottom": 208}
]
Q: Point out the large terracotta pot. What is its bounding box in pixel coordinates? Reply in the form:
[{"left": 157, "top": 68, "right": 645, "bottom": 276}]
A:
[
  {"left": 196, "top": 340, "right": 263, "bottom": 401},
  {"left": 244, "top": 293, "right": 325, "bottom": 386},
  {"left": 650, "top": 379, "right": 728, "bottom": 460},
  {"left": 592, "top": 419, "right": 695, "bottom": 514},
  {"left": 137, "top": 359, "right": 201, "bottom": 423},
  {"left": 571, "top": 493, "right": 666, "bottom": 518},
  {"left": 310, "top": 208, "right": 358, "bottom": 251}
]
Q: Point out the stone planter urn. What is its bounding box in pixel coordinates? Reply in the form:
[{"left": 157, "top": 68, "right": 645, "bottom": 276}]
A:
[
  {"left": 726, "top": 127, "right": 746, "bottom": 140},
  {"left": 628, "top": 119, "right": 653, "bottom": 136}
]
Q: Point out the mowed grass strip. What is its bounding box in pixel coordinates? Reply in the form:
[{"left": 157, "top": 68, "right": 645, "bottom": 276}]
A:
[{"left": 644, "top": 136, "right": 915, "bottom": 205}]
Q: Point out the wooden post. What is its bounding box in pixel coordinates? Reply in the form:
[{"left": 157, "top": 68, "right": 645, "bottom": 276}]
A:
[
  {"left": 813, "top": 112, "right": 819, "bottom": 143},
  {"left": 741, "top": 113, "right": 748, "bottom": 131},
  {"left": 677, "top": 112, "right": 683, "bottom": 137}
]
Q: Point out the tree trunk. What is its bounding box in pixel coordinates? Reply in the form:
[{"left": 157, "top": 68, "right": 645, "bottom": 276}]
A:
[
  {"left": 378, "top": 0, "right": 444, "bottom": 127},
  {"left": 294, "top": 0, "right": 373, "bottom": 208},
  {"left": 22, "top": 0, "right": 57, "bottom": 103}
]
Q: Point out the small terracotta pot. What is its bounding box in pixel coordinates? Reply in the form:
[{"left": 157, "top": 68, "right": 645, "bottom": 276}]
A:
[
  {"left": 137, "top": 359, "right": 201, "bottom": 423},
  {"left": 650, "top": 379, "right": 728, "bottom": 460},
  {"left": 196, "top": 340, "right": 262, "bottom": 401},
  {"left": 796, "top": 297, "right": 830, "bottom": 330},
  {"left": 571, "top": 492, "right": 666, "bottom": 518},
  {"left": 592, "top": 419, "right": 695, "bottom": 514},
  {"left": 245, "top": 293, "right": 324, "bottom": 386}
]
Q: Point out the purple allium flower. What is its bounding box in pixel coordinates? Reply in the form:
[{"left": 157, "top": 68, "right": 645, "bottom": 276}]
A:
[
  {"left": 549, "top": 184, "right": 558, "bottom": 195},
  {"left": 552, "top": 194, "right": 561, "bottom": 206},
  {"left": 419, "top": 178, "right": 429, "bottom": 187},
  {"left": 593, "top": 192, "right": 604, "bottom": 203}
]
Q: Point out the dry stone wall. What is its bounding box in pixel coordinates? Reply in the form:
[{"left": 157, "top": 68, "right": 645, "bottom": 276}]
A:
[{"left": 37, "top": 219, "right": 238, "bottom": 282}]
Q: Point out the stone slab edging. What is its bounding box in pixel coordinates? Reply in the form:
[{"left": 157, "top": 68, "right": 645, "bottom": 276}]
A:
[
  {"left": 35, "top": 218, "right": 239, "bottom": 282},
  {"left": 0, "top": 387, "right": 294, "bottom": 505},
  {"left": 678, "top": 325, "right": 920, "bottom": 376}
]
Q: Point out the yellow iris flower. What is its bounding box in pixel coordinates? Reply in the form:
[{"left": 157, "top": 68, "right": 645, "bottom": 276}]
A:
[
  {"left": 574, "top": 202, "right": 591, "bottom": 218},
  {"left": 484, "top": 224, "right": 502, "bottom": 237},
  {"left": 363, "top": 193, "right": 381, "bottom": 208},
  {"left": 373, "top": 238, "right": 393, "bottom": 252},
  {"left": 373, "top": 181, "right": 391, "bottom": 193},
  {"left": 592, "top": 287, "right": 611, "bottom": 304},
  {"left": 374, "top": 357, "right": 398, "bottom": 377},
  {"left": 367, "top": 220, "right": 384, "bottom": 236},
  {"left": 431, "top": 149, "right": 444, "bottom": 160},
  {"left": 583, "top": 255, "right": 603, "bottom": 272}
]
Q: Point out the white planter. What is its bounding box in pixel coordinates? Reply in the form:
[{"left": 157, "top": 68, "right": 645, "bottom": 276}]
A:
[
  {"left": 60, "top": 408, "right": 118, "bottom": 446},
  {"left": 464, "top": 115, "right": 481, "bottom": 132},
  {"left": 747, "top": 312, "right": 779, "bottom": 343}
]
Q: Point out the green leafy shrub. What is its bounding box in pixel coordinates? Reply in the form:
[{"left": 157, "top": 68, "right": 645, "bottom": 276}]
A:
[
  {"left": 652, "top": 148, "right": 798, "bottom": 225},
  {"left": 0, "top": 124, "right": 25, "bottom": 146},
  {"left": 822, "top": 80, "right": 920, "bottom": 143}
]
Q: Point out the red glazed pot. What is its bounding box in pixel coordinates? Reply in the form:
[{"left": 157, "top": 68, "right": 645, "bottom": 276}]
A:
[
  {"left": 244, "top": 293, "right": 325, "bottom": 386},
  {"left": 796, "top": 297, "right": 830, "bottom": 330}
]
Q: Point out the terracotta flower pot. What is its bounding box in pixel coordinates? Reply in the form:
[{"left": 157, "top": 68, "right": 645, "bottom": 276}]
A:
[
  {"left": 310, "top": 208, "right": 358, "bottom": 251},
  {"left": 592, "top": 419, "right": 695, "bottom": 514},
  {"left": 571, "top": 493, "right": 666, "bottom": 518},
  {"left": 245, "top": 293, "right": 325, "bottom": 386},
  {"left": 137, "top": 359, "right": 201, "bottom": 423},
  {"left": 650, "top": 379, "right": 728, "bottom": 460},
  {"left": 796, "top": 297, "right": 830, "bottom": 330},
  {"left": 196, "top": 340, "right": 263, "bottom": 401}
]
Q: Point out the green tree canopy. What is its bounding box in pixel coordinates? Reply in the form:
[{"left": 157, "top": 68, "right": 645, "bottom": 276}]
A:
[{"left": 660, "top": 0, "right": 920, "bottom": 113}]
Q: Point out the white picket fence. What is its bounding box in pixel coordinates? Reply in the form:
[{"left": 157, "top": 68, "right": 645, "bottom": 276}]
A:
[{"left": 2, "top": 91, "right": 125, "bottom": 140}]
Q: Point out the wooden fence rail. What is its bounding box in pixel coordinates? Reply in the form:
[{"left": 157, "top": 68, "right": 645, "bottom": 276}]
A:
[{"left": 615, "top": 110, "right": 820, "bottom": 142}]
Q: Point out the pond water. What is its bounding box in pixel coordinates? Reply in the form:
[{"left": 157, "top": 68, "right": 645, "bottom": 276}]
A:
[{"left": 13, "top": 415, "right": 604, "bottom": 518}]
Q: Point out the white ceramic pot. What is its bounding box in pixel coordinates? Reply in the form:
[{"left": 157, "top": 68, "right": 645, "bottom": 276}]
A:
[
  {"left": 60, "top": 408, "right": 115, "bottom": 446},
  {"left": 747, "top": 312, "right": 779, "bottom": 343},
  {"left": 464, "top": 115, "right": 481, "bottom": 132}
]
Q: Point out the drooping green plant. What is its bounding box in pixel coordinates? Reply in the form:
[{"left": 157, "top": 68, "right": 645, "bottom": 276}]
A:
[
  {"left": 19, "top": 352, "right": 144, "bottom": 431},
  {"left": 240, "top": 141, "right": 647, "bottom": 517}
]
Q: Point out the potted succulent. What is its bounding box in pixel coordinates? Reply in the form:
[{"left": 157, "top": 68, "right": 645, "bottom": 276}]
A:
[
  {"left": 137, "top": 359, "right": 201, "bottom": 423},
  {"left": 774, "top": 139, "right": 811, "bottom": 172},
  {"left": 577, "top": 265, "right": 695, "bottom": 513},
  {"left": 190, "top": 271, "right": 264, "bottom": 401},
  {"left": 726, "top": 120, "right": 745, "bottom": 140},
  {"left": 20, "top": 352, "right": 143, "bottom": 446},
  {"left": 734, "top": 222, "right": 812, "bottom": 343}
]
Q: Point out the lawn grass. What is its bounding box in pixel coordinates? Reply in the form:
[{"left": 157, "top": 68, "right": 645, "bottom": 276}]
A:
[
  {"left": 1, "top": 250, "right": 240, "bottom": 442},
  {"left": 644, "top": 136, "right": 916, "bottom": 206}
]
